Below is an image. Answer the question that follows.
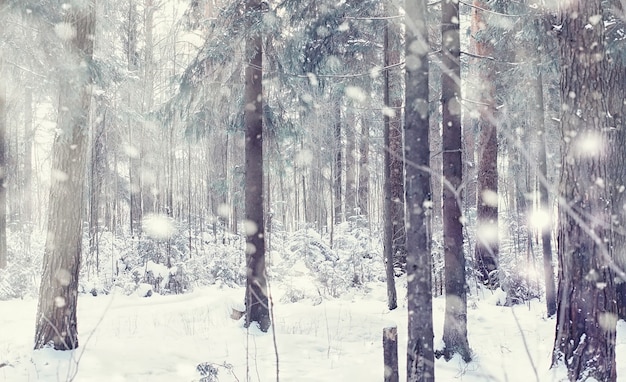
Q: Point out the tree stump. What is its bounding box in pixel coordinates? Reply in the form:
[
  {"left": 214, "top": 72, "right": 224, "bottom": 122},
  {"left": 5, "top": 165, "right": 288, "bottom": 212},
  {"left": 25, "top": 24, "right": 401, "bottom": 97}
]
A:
[{"left": 383, "top": 326, "right": 399, "bottom": 382}]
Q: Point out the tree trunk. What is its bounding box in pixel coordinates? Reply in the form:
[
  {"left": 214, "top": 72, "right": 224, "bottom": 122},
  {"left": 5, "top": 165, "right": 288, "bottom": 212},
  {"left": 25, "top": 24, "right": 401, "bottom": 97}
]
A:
[
  {"left": 405, "top": 1, "right": 434, "bottom": 380},
  {"left": 384, "top": 0, "right": 407, "bottom": 275},
  {"left": 383, "top": 326, "right": 399, "bottom": 382},
  {"left": 345, "top": 113, "right": 357, "bottom": 218},
  {"left": 358, "top": 116, "right": 369, "bottom": 217},
  {"left": 532, "top": 68, "right": 556, "bottom": 317},
  {"left": 333, "top": 101, "right": 343, "bottom": 225},
  {"left": 441, "top": 0, "right": 471, "bottom": 362},
  {"left": 127, "top": 2, "right": 142, "bottom": 236},
  {"left": 552, "top": 1, "right": 617, "bottom": 380},
  {"left": 244, "top": 1, "right": 270, "bottom": 332},
  {"left": 0, "top": 60, "right": 6, "bottom": 270},
  {"left": 139, "top": 0, "right": 156, "bottom": 217},
  {"left": 605, "top": 1, "right": 626, "bottom": 323},
  {"left": 89, "top": 101, "right": 107, "bottom": 276},
  {"left": 34, "top": 2, "right": 95, "bottom": 350},
  {"left": 471, "top": 0, "right": 498, "bottom": 286},
  {"left": 383, "top": 7, "right": 399, "bottom": 310},
  {"left": 23, "top": 87, "right": 33, "bottom": 242}
]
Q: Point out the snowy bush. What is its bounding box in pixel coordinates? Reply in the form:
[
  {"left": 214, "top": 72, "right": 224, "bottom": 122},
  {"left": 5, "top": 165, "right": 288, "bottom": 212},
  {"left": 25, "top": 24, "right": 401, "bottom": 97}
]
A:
[
  {"left": 275, "top": 219, "right": 385, "bottom": 299},
  {"left": 0, "top": 233, "right": 44, "bottom": 300},
  {"left": 499, "top": 267, "right": 542, "bottom": 305},
  {"left": 184, "top": 240, "right": 246, "bottom": 288}
]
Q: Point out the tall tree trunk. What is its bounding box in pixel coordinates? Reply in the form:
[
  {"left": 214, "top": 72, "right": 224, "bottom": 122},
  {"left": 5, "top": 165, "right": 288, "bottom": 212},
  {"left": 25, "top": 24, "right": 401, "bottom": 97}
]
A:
[
  {"left": 126, "top": 2, "right": 141, "bottom": 236},
  {"left": 471, "top": 0, "right": 498, "bottom": 286},
  {"left": 606, "top": 0, "right": 626, "bottom": 324},
  {"left": 333, "top": 101, "right": 343, "bottom": 225},
  {"left": 23, "top": 87, "right": 33, "bottom": 241},
  {"left": 551, "top": 1, "right": 617, "bottom": 380},
  {"left": 345, "top": 113, "right": 357, "bottom": 218},
  {"left": 405, "top": 1, "right": 434, "bottom": 380},
  {"left": 441, "top": 0, "right": 471, "bottom": 362},
  {"left": 89, "top": 101, "right": 107, "bottom": 276},
  {"left": 0, "top": 60, "right": 6, "bottom": 270},
  {"left": 383, "top": 0, "right": 407, "bottom": 275},
  {"left": 532, "top": 67, "right": 556, "bottom": 317},
  {"left": 139, "top": 0, "right": 156, "bottom": 216},
  {"left": 383, "top": 7, "right": 398, "bottom": 310},
  {"left": 34, "top": 1, "right": 96, "bottom": 350},
  {"left": 244, "top": 0, "right": 269, "bottom": 332},
  {"left": 358, "top": 116, "right": 369, "bottom": 216}
]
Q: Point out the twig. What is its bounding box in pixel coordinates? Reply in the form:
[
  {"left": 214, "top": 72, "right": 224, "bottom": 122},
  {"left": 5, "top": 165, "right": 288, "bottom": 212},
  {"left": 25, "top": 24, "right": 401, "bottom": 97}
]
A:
[
  {"left": 459, "top": 0, "right": 521, "bottom": 17},
  {"left": 511, "top": 308, "right": 540, "bottom": 382}
]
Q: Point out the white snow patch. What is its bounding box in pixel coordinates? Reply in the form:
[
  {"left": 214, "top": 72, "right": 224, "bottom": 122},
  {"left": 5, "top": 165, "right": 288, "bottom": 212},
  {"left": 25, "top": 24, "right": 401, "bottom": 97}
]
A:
[{"left": 0, "top": 282, "right": 624, "bottom": 381}]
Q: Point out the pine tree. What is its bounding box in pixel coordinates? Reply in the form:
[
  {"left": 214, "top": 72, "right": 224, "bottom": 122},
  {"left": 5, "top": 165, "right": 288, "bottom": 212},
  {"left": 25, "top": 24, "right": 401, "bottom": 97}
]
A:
[
  {"left": 405, "top": 0, "right": 434, "bottom": 379},
  {"left": 244, "top": 0, "right": 270, "bottom": 332},
  {"left": 34, "top": 1, "right": 96, "bottom": 350},
  {"left": 440, "top": 0, "right": 471, "bottom": 363},
  {"left": 551, "top": 0, "right": 618, "bottom": 379},
  {"left": 470, "top": 0, "right": 498, "bottom": 286}
]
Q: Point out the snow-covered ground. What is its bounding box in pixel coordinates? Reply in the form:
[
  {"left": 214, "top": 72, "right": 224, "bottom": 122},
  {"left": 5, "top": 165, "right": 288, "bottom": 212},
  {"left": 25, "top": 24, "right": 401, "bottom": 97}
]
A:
[{"left": 0, "top": 281, "right": 624, "bottom": 381}]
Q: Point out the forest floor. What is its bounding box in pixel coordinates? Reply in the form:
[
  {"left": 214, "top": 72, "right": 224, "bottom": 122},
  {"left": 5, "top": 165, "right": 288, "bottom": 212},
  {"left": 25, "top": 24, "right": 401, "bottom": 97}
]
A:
[{"left": 0, "top": 279, "right": 624, "bottom": 382}]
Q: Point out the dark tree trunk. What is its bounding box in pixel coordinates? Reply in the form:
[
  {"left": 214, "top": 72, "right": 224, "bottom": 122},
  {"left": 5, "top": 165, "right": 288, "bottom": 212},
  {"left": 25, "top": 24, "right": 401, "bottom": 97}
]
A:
[
  {"left": 552, "top": 1, "right": 617, "bottom": 380},
  {"left": 34, "top": 2, "right": 95, "bottom": 350},
  {"left": 383, "top": 326, "right": 399, "bottom": 382},
  {"left": 383, "top": 6, "right": 399, "bottom": 310},
  {"left": 405, "top": 1, "right": 434, "bottom": 380},
  {"left": 0, "top": 60, "right": 6, "bottom": 270},
  {"left": 441, "top": 0, "right": 471, "bottom": 362},
  {"left": 605, "top": 2, "right": 626, "bottom": 323},
  {"left": 471, "top": 0, "right": 498, "bottom": 285},
  {"left": 244, "top": 1, "right": 270, "bottom": 332},
  {"left": 384, "top": 0, "right": 407, "bottom": 276}
]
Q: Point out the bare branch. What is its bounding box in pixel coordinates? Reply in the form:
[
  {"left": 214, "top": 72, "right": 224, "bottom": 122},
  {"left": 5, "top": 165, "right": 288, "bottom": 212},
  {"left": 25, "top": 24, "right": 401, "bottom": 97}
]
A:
[{"left": 459, "top": 0, "right": 521, "bottom": 17}]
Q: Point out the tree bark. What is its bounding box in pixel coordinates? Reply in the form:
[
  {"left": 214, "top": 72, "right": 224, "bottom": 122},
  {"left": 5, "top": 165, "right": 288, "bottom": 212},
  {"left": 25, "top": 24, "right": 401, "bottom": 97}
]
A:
[
  {"left": 358, "top": 116, "right": 369, "bottom": 217},
  {"left": 605, "top": 0, "right": 626, "bottom": 323},
  {"left": 345, "top": 112, "right": 357, "bottom": 218},
  {"left": 532, "top": 68, "right": 556, "bottom": 317},
  {"left": 441, "top": 0, "right": 471, "bottom": 362},
  {"left": 471, "top": 0, "right": 498, "bottom": 285},
  {"left": 333, "top": 101, "right": 343, "bottom": 225},
  {"left": 383, "top": 6, "right": 399, "bottom": 310},
  {"left": 34, "top": 1, "right": 95, "bottom": 350},
  {"left": 126, "top": 2, "right": 142, "bottom": 236},
  {"left": 244, "top": 0, "right": 270, "bottom": 332},
  {"left": 0, "top": 59, "right": 6, "bottom": 270},
  {"left": 552, "top": 1, "right": 617, "bottom": 380},
  {"left": 23, "top": 87, "right": 33, "bottom": 242},
  {"left": 383, "top": 326, "right": 399, "bottom": 382},
  {"left": 384, "top": 0, "right": 407, "bottom": 277},
  {"left": 89, "top": 100, "right": 107, "bottom": 276},
  {"left": 405, "top": 0, "right": 434, "bottom": 380}
]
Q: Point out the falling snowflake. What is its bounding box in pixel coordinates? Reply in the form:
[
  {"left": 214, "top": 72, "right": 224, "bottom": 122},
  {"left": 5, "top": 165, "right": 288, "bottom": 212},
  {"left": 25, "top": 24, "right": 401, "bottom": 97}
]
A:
[{"left": 142, "top": 214, "right": 176, "bottom": 240}]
